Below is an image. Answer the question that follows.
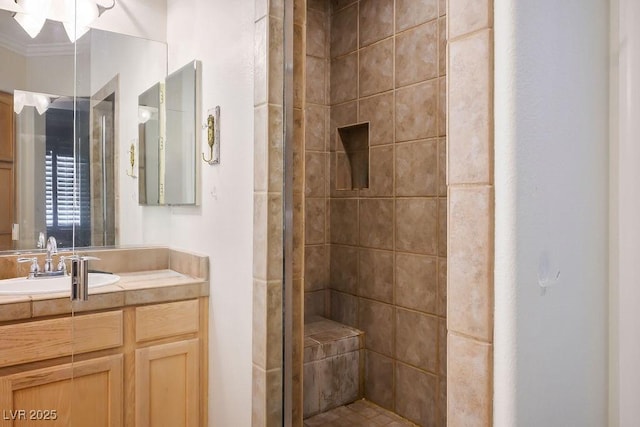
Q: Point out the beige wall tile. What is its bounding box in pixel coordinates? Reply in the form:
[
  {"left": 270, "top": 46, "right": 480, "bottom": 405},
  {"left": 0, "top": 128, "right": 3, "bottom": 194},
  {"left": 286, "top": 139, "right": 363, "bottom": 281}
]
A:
[
  {"left": 305, "top": 198, "right": 326, "bottom": 244},
  {"left": 448, "top": 30, "right": 492, "bottom": 184},
  {"left": 359, "top": 249, "right": 394, "bottom": 303},
  {"left": 330, "top": 199, "right": 359, "bottom": 245},
  {"left": 396, "top": 0, "right": 438, "bottom": 32},
  {"left": 305, "top": 152, "right": 327, "bottom": 197},
  {"left": 269, "top": 0, "right": 283, "bottom": 19},
  {"left": 365, "top": 350, "right": 395, "bottom": 410},
  {"left": 359, "top": 199, "right": 394, "bottom": 250},
  {"left": 253, "top": 193, "right": 284, "bottom": 281},
  {"left": 359, "top": 0, "right": 394, "bottom": 47},
  {"left": 360, "top": 145, "right": 394, "bottom": 197},
  {"left": 438, "top": 138, "right": 447, "bottom": 196},
  {"left": 448, "top": 0, "right": 492, "bottom": 41},
  {"left": 438, "top": 318, "right": 447, "bottom": 377},
  {"left": 438, "top": 375, "right": 447, "bottom": 426},
  {"left": 359, "top": 39, "right": 394, "bottom": 98},
  {"left": 330, "top": 3, "right": 358, "bottom": 58},
  {"left": 439, "top": 0, "right": 446, "bottom": 16},
  {"left": 293, "top": 112, "right": 305, "bottom": 195},
  {"left": 330, "top": 101, "right": 358, "bottom": 149},
  {"left": 331, "top": 53, "right": 358, "bottom": 104},
  {"left": 268, "top": 105, "right": 284, "bottom": 192},
  {"left": 359, "top": 298, "right": 394, "bottom": 357},
  {"left": 306, "top": 56, "right": 327, "bottom": 105},
  {"left": 438, "top": 76, "right": 447, "bottom": 137},
  {"left": 307, "top": 8, "right": 327, "bottom": 58},
  {"left": 396, "top": 198, "right": 438, "bottom": 255},
  {"left": 253, "top": 280, "right": 283, "bottom": 371},
  {"left": 448, "top": 333, "right": 492, "bottom": 427},
  {"left": 438, "top": 17, "right": 447, "bottom": 77},
  {"left": 395, "top": 80, "right": 438, "bottom": 142},
  {"left": 252, "top": 365, "right": 266, "bottom": 426},
  {"left": 305, "top": 245, "right": 329, "bottom": 291},
  {"left": 395, "top": 252, "right": 437, "bottom": 313},
  {"left": 330, "top": 290, "right": 359, "bottom": 327},
  {"left": 438, "top": 198, "right": 447, "bottom": 257},
  {"left": 448, "top": 185, "right": 493, "bottom": 341},
  {"left": 396, "top": 309, "right": 438, "bottom": 372},
  {"left": 305, "top": 105, "right": 328, "bottom": 151},
  {"left": 331, "top": 0, "right": 357, "bottom": 13},
  {"left": 305, "top": 289, "right": 327, "bottom": 319},
  {"left": 395, "top": 362, "right": 437, "bottom": 426},
  {"left": 268, "top": 17, "right": 284, "bottom": 105},
  {"left": 0, "top": 301, "right": 31, "bottom": 322},
  {"left": 294, "top": 24, "right": 304, "bottom": 108},
  {"left": 358, "top": 92, "right": 394, "bottom": 146},
  {"left": 395, "top": 139, "right": 438, "bottom": 197},
  {"left": 330, "top": 245, "right": 358, "bottom": 294},
  {"left": 395, "top": 21, "right": 438, "bottom": 88},
  {"left": 437, "top": 257, "right": 447, "bottom": 317},
  {"left": 253, "top": 365, "right": 287, "bottom": 426},
  {"left": 308, "top": 0, "right": 327, "bottom": 12}
]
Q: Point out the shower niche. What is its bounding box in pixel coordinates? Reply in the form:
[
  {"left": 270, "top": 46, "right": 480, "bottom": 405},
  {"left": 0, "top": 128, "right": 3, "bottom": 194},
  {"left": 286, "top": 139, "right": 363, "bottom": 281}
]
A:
[{"left": 336, "top": 123, "right": 369, "bottom": 190}]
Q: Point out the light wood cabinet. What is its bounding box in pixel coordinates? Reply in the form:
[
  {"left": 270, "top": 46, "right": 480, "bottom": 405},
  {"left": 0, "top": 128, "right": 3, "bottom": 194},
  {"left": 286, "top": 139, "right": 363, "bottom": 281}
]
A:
[
  {"left": 0, "top": 298, "right": 208, "bottom": 427},
  {"left": 135, "top": 339, "right": 199, "bottom": 427},
  {"left": 0, "top": 355, "right": 123, "bottom": 427}
]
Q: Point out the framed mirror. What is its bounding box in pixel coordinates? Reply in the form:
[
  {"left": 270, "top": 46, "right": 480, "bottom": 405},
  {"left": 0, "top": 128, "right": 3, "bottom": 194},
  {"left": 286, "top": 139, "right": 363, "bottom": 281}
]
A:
[
  {"left": 138, "top": 60, "right": 199, "bottom": 206},
  {"left": 0, "top": 10, "right": 167, "bottom": 252}
]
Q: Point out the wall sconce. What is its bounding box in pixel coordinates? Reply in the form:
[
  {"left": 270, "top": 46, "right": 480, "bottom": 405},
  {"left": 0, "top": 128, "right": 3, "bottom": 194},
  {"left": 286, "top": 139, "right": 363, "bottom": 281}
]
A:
[
  {"left": 10, "top": 0, "right": 115, "bottom": 42},
  {"left": 13, "top": 90, "right": 51, "bottom": 115}
]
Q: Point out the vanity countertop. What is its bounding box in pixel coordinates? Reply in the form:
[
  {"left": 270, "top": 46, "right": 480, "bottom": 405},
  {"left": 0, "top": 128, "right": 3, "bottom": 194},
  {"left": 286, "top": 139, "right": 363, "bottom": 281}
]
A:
[{"left": 0, "top": 248, "right": 210, "bottom": 322}]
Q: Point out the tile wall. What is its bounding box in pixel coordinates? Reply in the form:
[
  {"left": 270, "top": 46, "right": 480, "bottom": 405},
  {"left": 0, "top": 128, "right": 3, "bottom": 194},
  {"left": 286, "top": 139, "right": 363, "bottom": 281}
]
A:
[
  {"left": 446, "top": 0, "right": 494, "bottom": 425},
  {"left": 302, "top": 0, "right": 331, "bottom": 320},
  {"left": 299, "top": 0, "right": 448, "bottom": 425},
  {"left": 253, "top": 1, "right": 286, "bottom": 425}
]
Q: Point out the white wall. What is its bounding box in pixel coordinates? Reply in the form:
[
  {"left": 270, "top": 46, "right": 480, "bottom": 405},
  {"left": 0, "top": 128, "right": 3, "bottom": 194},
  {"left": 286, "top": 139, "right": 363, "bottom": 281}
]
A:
[
  {"left": 90, "top": 0, "right": 167, "bottom": 42},
  {"left": 0, "top": 45, "right": 26, "bottom": 93},
  {"left": 494, "top": 1, "right": 609, "bottom": 426},
  {"left": 25, "top": 55, "right": 75, "bottom": 96},
  {"left": 610, "top": 0, "right": 640, "bottom": 425},
  {"left": 144, "top": 1, "right": 255, "bottom": 425}
]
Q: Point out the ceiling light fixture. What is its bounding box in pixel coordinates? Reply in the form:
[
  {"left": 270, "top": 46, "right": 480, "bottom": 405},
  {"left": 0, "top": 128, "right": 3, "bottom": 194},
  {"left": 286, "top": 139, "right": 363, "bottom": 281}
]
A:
[{"left": 10, "top": 0, "right": 115, "bottom": 42}]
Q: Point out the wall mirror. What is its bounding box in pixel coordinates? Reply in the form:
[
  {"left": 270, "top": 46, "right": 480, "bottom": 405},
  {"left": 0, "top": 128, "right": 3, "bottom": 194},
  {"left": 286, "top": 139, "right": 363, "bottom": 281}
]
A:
[
  {"left": 138, "top": 60, "right": 199, "bottom": 206},
  {"left": 0, "top": 9, "right": 167, "bottom": 252}
]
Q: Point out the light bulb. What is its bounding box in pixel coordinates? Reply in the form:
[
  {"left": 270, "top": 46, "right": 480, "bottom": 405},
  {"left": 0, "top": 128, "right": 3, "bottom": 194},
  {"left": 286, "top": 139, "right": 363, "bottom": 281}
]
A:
[{"left": 14, "top": 0, "right": 51, "bottom": 38}]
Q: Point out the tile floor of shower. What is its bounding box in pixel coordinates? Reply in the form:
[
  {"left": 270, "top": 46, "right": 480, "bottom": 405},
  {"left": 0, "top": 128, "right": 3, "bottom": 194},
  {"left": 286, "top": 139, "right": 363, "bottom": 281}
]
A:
[{"left": 304, "top": 399, "right": 417, "bottom": 427}]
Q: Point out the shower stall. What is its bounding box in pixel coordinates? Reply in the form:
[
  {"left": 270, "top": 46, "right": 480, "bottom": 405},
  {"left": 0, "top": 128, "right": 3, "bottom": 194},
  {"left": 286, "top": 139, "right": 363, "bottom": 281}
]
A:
[{"left": 294, "top": 0, "right": 447, "bottom": 424}]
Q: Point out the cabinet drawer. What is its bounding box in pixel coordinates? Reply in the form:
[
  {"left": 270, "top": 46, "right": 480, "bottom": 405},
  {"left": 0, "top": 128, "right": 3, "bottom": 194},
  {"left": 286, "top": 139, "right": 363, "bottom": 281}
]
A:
[
  {"left": 0, "top": 310, "right": 123, "bottom": 367},
  {"left": 135, "top": 300, "right": 199, "bottom": 343}
]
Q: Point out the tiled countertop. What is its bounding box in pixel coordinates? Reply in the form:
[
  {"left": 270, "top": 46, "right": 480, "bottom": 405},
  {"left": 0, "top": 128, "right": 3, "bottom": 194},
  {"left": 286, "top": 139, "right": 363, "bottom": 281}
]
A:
[{"left": 0, "top": 247, "right": 209, "bottom": 322}]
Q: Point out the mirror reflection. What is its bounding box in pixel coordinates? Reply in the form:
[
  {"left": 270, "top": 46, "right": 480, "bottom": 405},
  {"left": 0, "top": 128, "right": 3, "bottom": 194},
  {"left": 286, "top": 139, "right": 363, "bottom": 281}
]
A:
[
  {"left": 138, "top": 60, "right": 199, "bottom": 206},
  {"left": 0, "top": 10, "right": 167, "bottom": 252}
]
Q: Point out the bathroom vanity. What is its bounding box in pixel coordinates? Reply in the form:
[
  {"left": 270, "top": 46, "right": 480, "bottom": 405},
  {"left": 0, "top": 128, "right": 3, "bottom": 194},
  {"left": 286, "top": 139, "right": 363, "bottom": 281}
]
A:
[{"left": 0, "top": 247, "right": 208, "bottom": 427}]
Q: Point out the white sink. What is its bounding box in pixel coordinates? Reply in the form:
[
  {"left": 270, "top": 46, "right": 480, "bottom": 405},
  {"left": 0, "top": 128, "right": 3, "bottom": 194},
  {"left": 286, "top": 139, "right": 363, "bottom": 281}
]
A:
[{"left": 0, "top": 273, "right": 120, "bottom": 295}]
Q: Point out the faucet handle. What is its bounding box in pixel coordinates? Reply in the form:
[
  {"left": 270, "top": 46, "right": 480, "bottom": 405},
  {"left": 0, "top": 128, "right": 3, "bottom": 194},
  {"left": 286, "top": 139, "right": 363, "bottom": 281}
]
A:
[
  {"left": 17, "top": 257, "right": 40, "bottom": 277},
  {"left": 36, "top": 232, "right": 45, "bottom": 249}
]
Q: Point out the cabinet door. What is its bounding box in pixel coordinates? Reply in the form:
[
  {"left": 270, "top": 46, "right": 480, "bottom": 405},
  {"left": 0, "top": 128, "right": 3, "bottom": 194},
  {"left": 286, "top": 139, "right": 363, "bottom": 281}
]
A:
[
  {"left": 0, "top": 354, "right": 123, "bottom": 427},
  {"left": 135, "top": 339, "right": 199, "bottom": 427}
]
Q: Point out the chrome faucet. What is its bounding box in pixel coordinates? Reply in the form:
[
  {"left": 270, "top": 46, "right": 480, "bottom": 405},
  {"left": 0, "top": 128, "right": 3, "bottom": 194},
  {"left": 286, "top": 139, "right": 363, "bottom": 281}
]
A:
[{"left": 17, "top": 235, "right": 66, "bottom": 279}]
